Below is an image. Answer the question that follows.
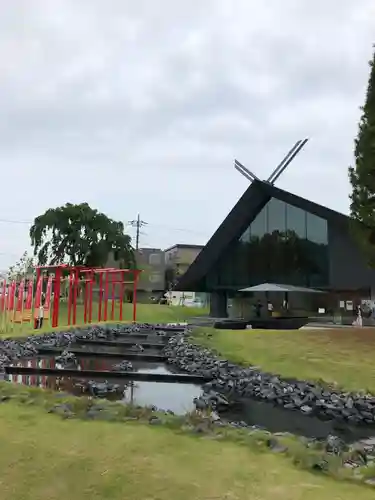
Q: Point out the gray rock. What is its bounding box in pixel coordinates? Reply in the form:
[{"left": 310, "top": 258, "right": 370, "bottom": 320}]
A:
[
  {"left": 48, "top": 403, "right": 74, "bottom": 419},
  {"left": 210, "top": 411, "right": 221, "bottom": 422},
  {"left": 301, "top": 405, "right": 313, "bottom": 414},
  {"left": 325, "top": 435, "right": 345, "bottom": 454},
  {"left": 112, "top": 360, "right": 134, "bottom": 372},
  {"left": 361, "top": 437, "right": 375, "bottom": 447},
  {"left": 266, "top": 438, "right": 288, "bottom": 453},
  {"left": 311, "top": 460, "right": 329, "bottom": 472},
  {"left": 163, "top": 335, "right": 375, "bottom": 426},
  {"left": 344, "top": 461, "right": 359, "bottom": 469},
  {"left": 148, "top": 416, "right": 162, "bottom": 425}
]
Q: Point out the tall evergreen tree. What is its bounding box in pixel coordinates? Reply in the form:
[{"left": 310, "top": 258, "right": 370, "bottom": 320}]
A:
[{"left": 349, "top": 46, "right": 375, "bottom": 265}]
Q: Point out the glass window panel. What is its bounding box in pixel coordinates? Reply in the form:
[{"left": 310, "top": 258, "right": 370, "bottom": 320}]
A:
[
  {"left": 305, "top": 213, "right": 329, "bottom": 287},
  {"left": 306, "top": 212, "right": 328, "bottom": 245},
  {"left": 286, "top": 204, "right": 306, "bottom": 238},
  {"left": 267, "top": 198, "right": 287, "bottom": 234},
  {"left": 250, "top": 205, "right": 267, "bottom": 238},
  {"left": 240, "top": 226, "right": 251, "bottom": 243},
  {"left": 206, "top": 198, "right": 329, "bottom": 290}
]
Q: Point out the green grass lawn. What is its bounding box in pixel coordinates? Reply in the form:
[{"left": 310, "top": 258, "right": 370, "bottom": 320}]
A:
[
  {"left": 0, "top": 401, "right": 373, "bottom": 500},
  {"left": 1, "top": 310, "right": 375, "bottom": 497},
  {"left": 0, "top": 303, "right": 208, "bottom": 337},
  {"left": 193, "top": 327, "right": 375, "bottom": 393}
]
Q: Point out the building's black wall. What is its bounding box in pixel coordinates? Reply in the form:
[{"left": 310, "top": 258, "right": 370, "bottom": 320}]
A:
[
  {"left": 203, "top": 210, "right": 375, "bottom": 294},
  {"left": 328, "top": 221, "right": 375, "bottom": 290},
  {"left": 210, "top": 291, "right": 228, "bottom": 318},
  {"left": 193, "top": 192, "right": 375, "bottom": 295}
]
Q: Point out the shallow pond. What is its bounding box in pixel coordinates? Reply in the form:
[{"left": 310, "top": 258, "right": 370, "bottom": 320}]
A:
[{"left": 5, "top": 355, "right": 375, "bottom": 442}]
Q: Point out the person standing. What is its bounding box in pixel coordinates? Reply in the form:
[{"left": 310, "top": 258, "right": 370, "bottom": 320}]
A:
[
  {"left": 357, "top": 304, "right": 363, "bottom": 327},
  {"left": 37, "top": 303, "right": 44, "bottom": 329},
  {"left": 254, "top": 300, "right": 263, "bottom": 318},
  {"left": 267, "top": 300, "right": 274, "bottom": 316}
]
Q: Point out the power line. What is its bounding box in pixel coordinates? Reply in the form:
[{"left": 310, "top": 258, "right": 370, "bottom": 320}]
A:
[
  {"left": 0, "top": 215, "right": 208, "bottom": 239},
  {"left": 127, "top": 214, "right": 148, "bottom": 251},
  {"left": 147, "top": 222, "right": 207, "bottom": 236},
  {"left": 0, "top": 218, "right": 32, "bottom": 225}
]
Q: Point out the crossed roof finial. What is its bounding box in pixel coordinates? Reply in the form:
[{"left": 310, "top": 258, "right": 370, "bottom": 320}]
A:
[{"left": 234, "top": 138, "right": 309, "bottom": 186}]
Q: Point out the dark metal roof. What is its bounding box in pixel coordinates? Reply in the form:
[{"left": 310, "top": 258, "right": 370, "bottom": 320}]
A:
[{"left": 176, "top": 179, "right": 350, "bottom": 291}]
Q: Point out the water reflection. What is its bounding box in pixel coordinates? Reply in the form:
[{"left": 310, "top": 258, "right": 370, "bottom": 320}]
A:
[
  {"left": 7, "top": 357, "right": 201, "bottom": 414},
  {"left": 7, "top": 372, "right": 201, "bottom": 414},
  {"left": 12, "top": 356, "right": 172, "bottom": 373},
  {"left": 74, "top": 343, "right": 165, "bottom": 355}
]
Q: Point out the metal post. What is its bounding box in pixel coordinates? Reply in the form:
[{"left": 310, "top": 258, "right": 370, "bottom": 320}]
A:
[
  {"left": 111, "top": 273, "right": 115, "bottom": 321},
  {"left": 67, "top": 271, "right": 73, "bottom": 326},
  {"left": 83, "top": 278, "right": 88, "bottom": 324},
  {"left": 98, "top": 273, "right": 103, "bottom": 322},
  {"left": 269, "top": 138, "right": 309, "bottom": 185},
  {"left": 132, "top": 270, "right": 140, "bottom": 322},
  {"left": 104, "top": 271, "right": 109, "bottom": 321},
  {"left": 234, "top": 159, "right": 260, "bottom": 182},
  {"left": 119, "top": 270, "right": 125, "bottom": 321},
  {"left": 89, "top": 271, "right": 93, "bottom": 323},
  {"left": 52, "top": 267, "right": 61, "bottom": 328},
  {"left": 72, "top": 269, "right": 78, "bottom": 325}
]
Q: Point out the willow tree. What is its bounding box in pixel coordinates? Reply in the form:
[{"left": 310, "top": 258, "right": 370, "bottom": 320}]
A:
[{"left": 30, "top": 202, "right": 134, "bottom": 268}]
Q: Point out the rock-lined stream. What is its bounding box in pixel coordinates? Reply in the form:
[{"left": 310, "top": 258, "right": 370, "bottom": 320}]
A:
[{"left": 1, "top": 324, "right": 375, "bottom": 444}]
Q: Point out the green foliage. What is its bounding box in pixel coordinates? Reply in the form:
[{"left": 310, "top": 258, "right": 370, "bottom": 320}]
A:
[
  {"left": 7, "top": 251, "right": 34, "bottom": 281},
  {"left": 29, "top": 202, "right": 134, "bottom": 268},
  {"left": 349, "top": 46, "right": 375, "bottom": 265}
]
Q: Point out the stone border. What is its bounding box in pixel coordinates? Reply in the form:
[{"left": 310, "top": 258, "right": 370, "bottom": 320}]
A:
[{"left": 164, "top": 333, "right": 375, "bottom": 426}]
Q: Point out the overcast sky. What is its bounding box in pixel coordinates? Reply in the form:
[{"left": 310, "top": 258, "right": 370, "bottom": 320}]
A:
[{"left": 0, "top": 0, "right": 374, "bottom": 269}]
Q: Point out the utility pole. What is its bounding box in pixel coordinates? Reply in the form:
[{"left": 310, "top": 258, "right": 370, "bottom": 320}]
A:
[{"left": 128, "top": 214, "right": 147, "bottom": 251}]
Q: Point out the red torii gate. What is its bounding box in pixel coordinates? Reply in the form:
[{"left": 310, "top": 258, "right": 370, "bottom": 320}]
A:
[{"left": 35, "top": 264, "right": 141, "bottom": 328}]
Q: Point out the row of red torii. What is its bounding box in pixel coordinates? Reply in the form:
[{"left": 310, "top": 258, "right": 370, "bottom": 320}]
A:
[{"left": 0, "top": 264, "right": 142, "bottom": 328}]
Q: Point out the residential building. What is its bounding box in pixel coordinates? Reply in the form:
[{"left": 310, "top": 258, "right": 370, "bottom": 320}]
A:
[
  {"left": 164, "top": 244, "right": 204, "bottom": 280},
  {"left": 105, "top": 248, "right": 165, "bottom": 303},
  {"left": 135, "top": 248, "right": 165, "bottom": 302},
  {"left": 177, "top": 179, "right": 375, "bottom": 320}
]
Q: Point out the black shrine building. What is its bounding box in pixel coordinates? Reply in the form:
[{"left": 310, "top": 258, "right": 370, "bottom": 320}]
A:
[{"left": 177, "top": 139, "right": 375, "bottom": 318}]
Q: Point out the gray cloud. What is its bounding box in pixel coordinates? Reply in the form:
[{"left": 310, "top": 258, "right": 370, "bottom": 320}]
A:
[{"left": 0, "top": 0, "right": 374, "bottom": 268}]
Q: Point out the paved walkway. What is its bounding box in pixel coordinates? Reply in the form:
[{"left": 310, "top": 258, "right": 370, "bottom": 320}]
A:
[
  {"left": 189, "top": 317, "right": 375, "bottom": 330},
  {"left": 302, "top": 322, "right": 375, "bottom": 330}
]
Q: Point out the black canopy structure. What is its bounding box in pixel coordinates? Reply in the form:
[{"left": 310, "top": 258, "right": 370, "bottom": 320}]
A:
[{"left": 238, "top": 283, "right": 325, "bottom": 294}]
